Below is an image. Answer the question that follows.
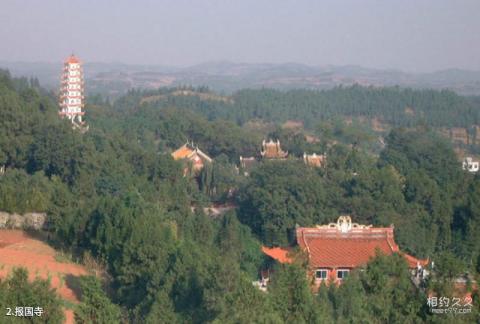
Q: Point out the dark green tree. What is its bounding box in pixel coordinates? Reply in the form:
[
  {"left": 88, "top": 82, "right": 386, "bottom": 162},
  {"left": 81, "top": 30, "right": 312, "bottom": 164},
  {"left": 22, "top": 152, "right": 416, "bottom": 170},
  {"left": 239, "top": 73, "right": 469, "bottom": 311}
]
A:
[
  {"left": 0, "top": 268, "right": 64, "bottom": 324},
  {"left": 75, "top": 276, "right": 122, "bottom": 324}
]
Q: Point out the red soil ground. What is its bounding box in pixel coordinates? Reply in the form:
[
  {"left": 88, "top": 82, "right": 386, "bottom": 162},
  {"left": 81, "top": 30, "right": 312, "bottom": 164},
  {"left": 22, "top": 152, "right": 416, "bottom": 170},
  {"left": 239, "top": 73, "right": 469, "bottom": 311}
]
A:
[{"left": 0, "top": 230, "right": 89, "bottom": 324}]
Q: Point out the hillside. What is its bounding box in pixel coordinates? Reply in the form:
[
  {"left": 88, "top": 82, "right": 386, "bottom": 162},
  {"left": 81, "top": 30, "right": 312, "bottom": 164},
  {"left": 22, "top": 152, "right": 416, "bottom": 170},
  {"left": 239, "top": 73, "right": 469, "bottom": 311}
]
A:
[
  {"left": 117, "top": 85, "right": 480, "bottom": 157},
  {"left": 1, "top": 69, "right": 480, "bottom": 322},
  {"left": 0, "top": 230, "right": 89, "bottom": 324},
  {"left": 2, "top": 60, "right": 480, "bottom": 98}
]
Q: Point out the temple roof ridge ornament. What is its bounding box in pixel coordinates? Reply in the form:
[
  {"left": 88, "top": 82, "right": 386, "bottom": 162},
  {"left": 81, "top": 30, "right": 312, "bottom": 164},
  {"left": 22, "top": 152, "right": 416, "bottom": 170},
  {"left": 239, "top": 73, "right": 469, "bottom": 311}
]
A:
[{"left": 316, "top": 215, "right": 373, "bottom": 233}]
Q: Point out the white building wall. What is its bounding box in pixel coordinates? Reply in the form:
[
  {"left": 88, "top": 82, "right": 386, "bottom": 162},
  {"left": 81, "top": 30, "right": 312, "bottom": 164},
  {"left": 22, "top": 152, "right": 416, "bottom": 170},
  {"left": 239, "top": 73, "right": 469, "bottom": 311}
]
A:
[{"left": 463, "top": 157, "right": 480, "bottom": 173}]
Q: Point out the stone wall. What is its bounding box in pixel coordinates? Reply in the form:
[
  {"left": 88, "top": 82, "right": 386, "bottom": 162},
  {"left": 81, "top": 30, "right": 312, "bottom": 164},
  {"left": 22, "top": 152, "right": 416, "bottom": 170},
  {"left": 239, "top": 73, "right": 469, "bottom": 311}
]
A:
[{"left": 0, "top": 212, "right": 47, "bottom": 230}]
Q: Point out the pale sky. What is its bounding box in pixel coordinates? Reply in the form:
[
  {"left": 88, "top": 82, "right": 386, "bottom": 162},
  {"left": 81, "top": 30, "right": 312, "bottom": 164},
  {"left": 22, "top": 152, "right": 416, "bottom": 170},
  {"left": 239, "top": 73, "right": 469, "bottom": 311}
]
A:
[{"left": 1, "top": 0, "right": 479, "bottom": 72}]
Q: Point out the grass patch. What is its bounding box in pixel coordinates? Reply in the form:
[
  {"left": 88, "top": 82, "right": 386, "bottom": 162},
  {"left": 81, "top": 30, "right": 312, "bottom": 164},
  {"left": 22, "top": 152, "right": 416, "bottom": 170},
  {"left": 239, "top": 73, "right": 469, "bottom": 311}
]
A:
[
  {"left": 55, "top": 251, "right": 74, "bottom": 264},
  {"left": 62, "top": 299, "right": 77, "bottom": 310}
]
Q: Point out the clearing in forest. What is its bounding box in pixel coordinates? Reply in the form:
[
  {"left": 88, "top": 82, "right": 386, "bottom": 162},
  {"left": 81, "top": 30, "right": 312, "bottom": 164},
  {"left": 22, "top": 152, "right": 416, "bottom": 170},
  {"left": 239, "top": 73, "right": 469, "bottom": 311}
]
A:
[{"left": 0, "top": 230, "right": 90, "bottom": 324}]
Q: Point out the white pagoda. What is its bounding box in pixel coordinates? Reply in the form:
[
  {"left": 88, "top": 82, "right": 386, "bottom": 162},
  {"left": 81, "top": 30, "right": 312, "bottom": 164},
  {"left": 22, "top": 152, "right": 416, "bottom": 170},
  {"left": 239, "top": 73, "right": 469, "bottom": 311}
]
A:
[{"left": 59, "top": 54, "right": 85, "bottom": 127}]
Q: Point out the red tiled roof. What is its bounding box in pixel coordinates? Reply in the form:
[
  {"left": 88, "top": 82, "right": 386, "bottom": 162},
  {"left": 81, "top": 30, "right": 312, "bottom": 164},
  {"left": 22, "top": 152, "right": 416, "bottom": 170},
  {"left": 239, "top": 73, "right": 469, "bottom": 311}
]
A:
[
  {"left": 262, "top": 246, "right": 293, "bottom": 264},
  {"left": 304, "top": 237, "right": 394, "bottom": 268},
  {"left": 296, "top": 220, "right": 427, "bottom": 269},
  {"left": 402, "top": 252, "right": 429, "bottom": 268}
]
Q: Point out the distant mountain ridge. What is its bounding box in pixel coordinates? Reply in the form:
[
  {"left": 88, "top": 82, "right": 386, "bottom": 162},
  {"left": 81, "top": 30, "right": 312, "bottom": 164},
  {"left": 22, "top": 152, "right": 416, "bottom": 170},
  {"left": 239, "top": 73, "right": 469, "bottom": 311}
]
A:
[{"left": 1, "top": 60, "right": 480, "bottom": 97}]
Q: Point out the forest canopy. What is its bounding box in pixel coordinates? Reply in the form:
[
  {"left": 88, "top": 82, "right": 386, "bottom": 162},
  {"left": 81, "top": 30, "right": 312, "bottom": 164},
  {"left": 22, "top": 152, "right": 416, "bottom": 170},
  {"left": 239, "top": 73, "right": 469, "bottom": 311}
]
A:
[{"left": 0, "top": 70, "right": 479, "bottom": 322}]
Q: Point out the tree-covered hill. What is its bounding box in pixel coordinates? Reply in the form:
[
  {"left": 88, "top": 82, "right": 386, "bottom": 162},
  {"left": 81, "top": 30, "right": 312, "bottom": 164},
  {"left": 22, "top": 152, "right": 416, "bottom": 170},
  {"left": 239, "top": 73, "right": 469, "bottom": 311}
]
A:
[
  {"left": 112, "top": 85, "right": 480, "bottom": 157},
  {"left": 1, "top": 70, "right": 480, "bottom": 322},
  {"left": 121, "top": 85, "right": 479, "bottom": 130}
]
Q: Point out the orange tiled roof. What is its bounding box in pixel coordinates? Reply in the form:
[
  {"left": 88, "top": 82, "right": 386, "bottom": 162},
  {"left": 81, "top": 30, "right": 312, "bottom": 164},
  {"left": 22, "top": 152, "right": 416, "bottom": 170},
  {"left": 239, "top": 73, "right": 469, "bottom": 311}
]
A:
[
  {"left": 171, "top": 144, "right": 194, "bottom": 160},
  {"left": 262, "top": 246, "right": 293, "bottom": 264},
  {"left": 65, "top": 55, "right": 80, "bottom": 64},
  {"left": 296, "top": 216, "right": 427, "bottom": 269},
  {"left": 171, "top": 143, "right": 213, "bottom": 170}
]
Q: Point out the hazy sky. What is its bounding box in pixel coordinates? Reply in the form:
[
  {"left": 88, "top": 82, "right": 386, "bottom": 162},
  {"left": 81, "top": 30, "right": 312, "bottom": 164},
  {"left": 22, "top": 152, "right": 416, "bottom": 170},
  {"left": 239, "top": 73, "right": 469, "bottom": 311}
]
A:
[{"left": 1, "top": 0, "right": 479, "bottom": 72}]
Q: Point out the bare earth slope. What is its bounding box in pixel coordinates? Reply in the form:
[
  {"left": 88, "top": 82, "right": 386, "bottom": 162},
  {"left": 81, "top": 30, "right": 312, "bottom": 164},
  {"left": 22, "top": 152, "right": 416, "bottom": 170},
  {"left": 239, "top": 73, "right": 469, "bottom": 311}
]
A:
[{"left": 0, "top": 230, "right": 89, "bottom": 324}]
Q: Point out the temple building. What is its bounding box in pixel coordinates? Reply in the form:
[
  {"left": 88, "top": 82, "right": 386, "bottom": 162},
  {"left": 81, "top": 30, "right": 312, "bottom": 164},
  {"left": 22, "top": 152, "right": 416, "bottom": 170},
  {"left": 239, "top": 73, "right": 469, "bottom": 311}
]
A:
[
  {"left": 262, "top": 216, "right": 428, "bottom": 287},
  {"left": 261, "top": 139, "right": 288, "bottom": 160},
  {"left": 239, "top": 141, "right": 328, "bottom": 176},
  {"left": 239, "top": 156, "right": 258, "bottom": 176},
  {"left": 171, "top": 142, "right": 212, "bottom": 174},
  {"left": 59, "top": 54, "right": 85, "bottom": 127},
  {"left": 303, "top": 153, "right": 327, "bottom": 168},
  {"left": 462, "top": 157, "right": 479, "bottom": 173}
]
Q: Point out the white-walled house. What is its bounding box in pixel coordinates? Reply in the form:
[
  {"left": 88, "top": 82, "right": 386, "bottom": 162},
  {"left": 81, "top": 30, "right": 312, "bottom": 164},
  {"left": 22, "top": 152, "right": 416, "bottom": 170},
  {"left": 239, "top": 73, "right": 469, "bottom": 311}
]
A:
[{"left": 463, "top": 157, "right": 479, "bottom": 173}]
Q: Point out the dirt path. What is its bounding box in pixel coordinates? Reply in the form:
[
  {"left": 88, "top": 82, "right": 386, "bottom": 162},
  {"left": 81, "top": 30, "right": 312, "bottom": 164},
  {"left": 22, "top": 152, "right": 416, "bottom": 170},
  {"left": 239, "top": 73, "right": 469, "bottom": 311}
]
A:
[{"left": 0, "top": 230, "right": 89, "bottom": 324}]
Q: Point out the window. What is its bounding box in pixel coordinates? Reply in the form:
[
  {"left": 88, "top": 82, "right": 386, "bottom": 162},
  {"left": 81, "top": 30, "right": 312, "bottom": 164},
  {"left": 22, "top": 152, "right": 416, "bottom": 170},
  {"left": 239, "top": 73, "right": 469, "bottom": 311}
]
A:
[
  {"left": 337, "top": 269, "right": 349, "bottom": 280},
  {"left": 315, "top": 269, "right": 328, "bottom": 280}
]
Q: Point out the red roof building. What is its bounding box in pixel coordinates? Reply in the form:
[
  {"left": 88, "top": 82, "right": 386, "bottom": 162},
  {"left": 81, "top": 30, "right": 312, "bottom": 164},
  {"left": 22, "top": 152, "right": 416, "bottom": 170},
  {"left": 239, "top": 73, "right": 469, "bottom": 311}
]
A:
[
  {"left": 264, "top": 215, "right": 428, "bottom": 286},
  {"left": 261, "top": 246, "right": 293, "bottom": 264}
]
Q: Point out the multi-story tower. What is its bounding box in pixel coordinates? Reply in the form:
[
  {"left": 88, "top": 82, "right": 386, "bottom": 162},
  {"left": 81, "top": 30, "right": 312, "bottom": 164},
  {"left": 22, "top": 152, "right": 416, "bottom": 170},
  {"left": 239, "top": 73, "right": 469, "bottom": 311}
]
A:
[{"left": 59, "top": 55, "right": 85, "bottom": 125}]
